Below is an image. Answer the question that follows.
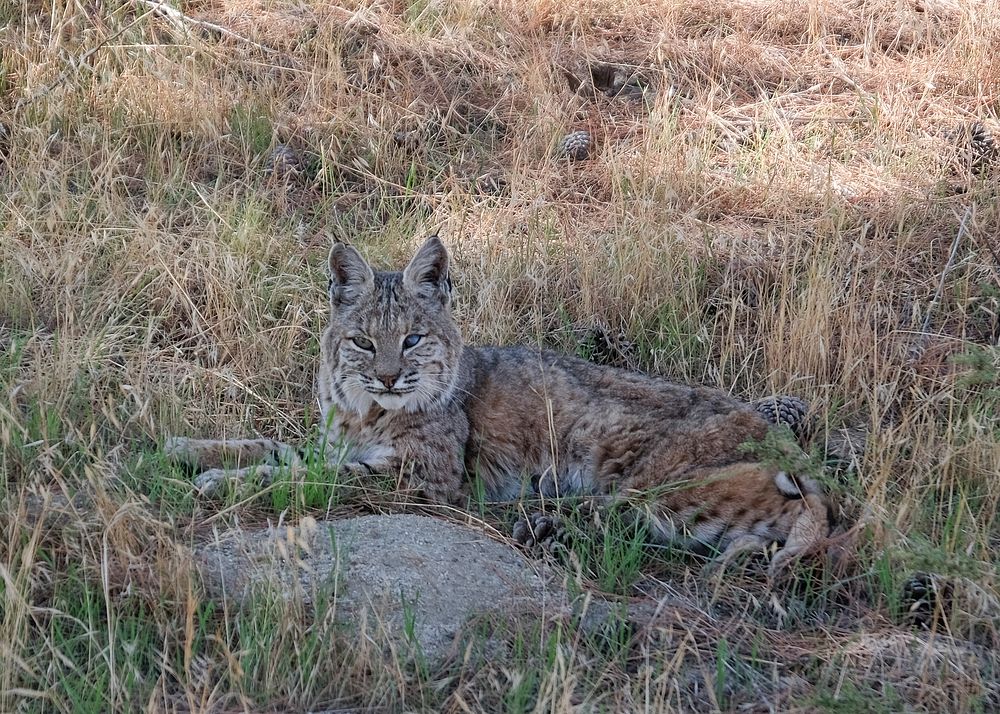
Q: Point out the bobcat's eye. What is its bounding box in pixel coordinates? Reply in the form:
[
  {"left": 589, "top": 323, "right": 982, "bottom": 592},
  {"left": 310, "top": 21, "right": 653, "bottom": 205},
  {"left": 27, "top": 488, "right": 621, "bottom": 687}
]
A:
[
  {"left": 350, "top": 335, "right": 375, "bottom": 352},
  {"left": 402, "top": 334, "right": 423, "bottom": 350}
]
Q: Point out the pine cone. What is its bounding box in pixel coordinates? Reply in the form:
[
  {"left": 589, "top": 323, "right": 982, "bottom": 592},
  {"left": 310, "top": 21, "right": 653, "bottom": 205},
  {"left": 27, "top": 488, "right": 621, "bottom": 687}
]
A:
[
  {"left": 900, "top": 572, "right": 952, "bottom": 629},
  {"left": 751, "top": 395, "right": 811, "bottom": 437},
  {"left": 950, "top": 121, "right": 997, "bottom": 177},
  {"left": 607, "top": 69, "right": 648, "bottom": 102},
  {"left": 557, "top": 130, "right": 592, "bottom": 161},
  {"left": 473, "top": 170, "right": 508, "bottom": 197},
  {"left": 265, "top": 143, "right": 303, "bottom": 179},
  {"left": 579, "top": 326, "right": 637, "bottom": 368},
  {"left": 393, "top": 129, "right": 422, "bottom": 150}
]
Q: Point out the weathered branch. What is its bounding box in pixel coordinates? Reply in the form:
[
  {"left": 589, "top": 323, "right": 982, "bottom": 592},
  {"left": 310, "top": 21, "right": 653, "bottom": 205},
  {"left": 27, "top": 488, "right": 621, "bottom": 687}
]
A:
[{"left": 133, "top": 0, "right": 280, "bottom": 55}]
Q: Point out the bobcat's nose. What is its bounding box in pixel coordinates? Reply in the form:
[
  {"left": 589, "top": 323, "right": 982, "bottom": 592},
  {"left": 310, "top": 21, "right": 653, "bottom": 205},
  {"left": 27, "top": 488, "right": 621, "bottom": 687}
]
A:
[{"left": 376, "top": 372, "right": 400, "bottom": 389}]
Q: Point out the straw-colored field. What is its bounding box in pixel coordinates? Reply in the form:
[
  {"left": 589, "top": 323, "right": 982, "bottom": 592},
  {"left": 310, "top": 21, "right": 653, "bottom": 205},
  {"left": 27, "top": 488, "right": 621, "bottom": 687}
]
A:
[{"left": 2, "top": 0, "right": 998, "bottom": 711}]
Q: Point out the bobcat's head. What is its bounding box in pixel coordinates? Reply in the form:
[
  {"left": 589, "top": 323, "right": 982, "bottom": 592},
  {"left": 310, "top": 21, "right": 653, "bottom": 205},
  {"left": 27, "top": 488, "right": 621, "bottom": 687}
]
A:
[{"left": 320, "top": 236, "right": 463, "bottom": 414}]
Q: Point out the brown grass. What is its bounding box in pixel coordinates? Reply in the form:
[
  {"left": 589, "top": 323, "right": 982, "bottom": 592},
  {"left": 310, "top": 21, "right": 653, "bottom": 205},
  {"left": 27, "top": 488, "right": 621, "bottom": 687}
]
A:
[{"left": 1, "top": 0, "right": 999, "bottom": 711}]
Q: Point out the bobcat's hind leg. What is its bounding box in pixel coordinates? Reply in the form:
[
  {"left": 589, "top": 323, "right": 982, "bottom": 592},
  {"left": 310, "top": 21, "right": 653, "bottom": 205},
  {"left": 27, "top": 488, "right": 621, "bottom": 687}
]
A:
[
  {"left": 512, "top": 496, "right": 611, "bottom": 555},
  {"left": 512, "top": 510, "right": 564, "bottom": 550},
  {"left": 767, "top": 493, "right": 829, "bottom": 580},
  {"left": 703, "top": 534, "right": 772, "bottom": 578}
]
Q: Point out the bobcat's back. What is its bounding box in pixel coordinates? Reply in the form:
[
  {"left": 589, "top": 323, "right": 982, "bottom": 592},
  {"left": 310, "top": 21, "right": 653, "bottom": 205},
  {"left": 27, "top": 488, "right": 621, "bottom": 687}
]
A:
[{"left": 455, "top": 346, "right": 762, "bottom": 497}]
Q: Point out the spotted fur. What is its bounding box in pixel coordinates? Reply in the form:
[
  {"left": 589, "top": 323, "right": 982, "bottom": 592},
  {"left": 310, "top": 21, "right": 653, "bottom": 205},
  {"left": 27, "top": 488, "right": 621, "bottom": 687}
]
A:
[{"left": 167, "top": 236, "right": 832, "bottom": 577}]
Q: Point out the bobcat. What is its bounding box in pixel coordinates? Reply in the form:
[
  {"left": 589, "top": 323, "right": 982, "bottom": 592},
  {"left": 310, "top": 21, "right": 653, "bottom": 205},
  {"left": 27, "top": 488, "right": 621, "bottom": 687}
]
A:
[{"left": 166, "top": 236, "right": 831, "bottom": 577}]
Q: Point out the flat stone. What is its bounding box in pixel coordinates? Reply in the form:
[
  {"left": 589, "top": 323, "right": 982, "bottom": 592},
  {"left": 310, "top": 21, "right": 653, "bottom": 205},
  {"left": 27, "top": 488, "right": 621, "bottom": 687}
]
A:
[{"left": 194, "top": 513, "right": 563, "bottom": 662}]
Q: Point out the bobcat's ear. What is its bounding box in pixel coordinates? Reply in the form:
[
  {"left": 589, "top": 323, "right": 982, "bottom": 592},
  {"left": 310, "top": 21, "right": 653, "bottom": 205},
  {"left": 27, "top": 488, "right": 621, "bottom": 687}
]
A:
[
  {"left": 328, "top": 243, "right": 374, "bottom": 307},
  {"left": 402, "top": 235, "right": 452, "bottom": 305}
]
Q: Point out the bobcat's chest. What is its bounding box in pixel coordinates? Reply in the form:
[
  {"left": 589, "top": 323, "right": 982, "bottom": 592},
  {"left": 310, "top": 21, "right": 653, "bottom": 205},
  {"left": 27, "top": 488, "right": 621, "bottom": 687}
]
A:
[{"left": 326, "top": 406, "right": 397, "bottom": 466}]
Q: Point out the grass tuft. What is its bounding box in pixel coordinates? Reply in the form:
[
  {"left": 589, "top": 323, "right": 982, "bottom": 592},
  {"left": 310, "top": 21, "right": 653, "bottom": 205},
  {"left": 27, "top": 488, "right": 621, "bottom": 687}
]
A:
[{"left": 2, "top": 0, "right": 999, "bottom": 710}]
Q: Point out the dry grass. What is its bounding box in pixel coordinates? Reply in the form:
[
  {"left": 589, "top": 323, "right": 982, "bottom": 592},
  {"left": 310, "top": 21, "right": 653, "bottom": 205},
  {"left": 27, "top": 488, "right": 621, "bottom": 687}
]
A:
[{"left": 2, "top": 0, "right": 999, "bottom": 711}]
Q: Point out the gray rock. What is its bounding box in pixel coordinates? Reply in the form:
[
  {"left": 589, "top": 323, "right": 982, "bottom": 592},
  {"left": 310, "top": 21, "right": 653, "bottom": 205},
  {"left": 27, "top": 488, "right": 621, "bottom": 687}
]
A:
[{"left": 195, "top": 514, "right": 565, "bottom": 663}]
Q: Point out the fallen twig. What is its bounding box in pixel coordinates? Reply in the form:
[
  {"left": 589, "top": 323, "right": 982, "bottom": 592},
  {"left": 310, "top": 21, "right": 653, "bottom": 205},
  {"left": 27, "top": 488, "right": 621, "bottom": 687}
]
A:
[
  {"left": 907, "top": 204, "right": 973, "bottom": 364},
  {"left": 976, "top": 231, "right": 1000, "bottom": 271},
  {"left": 10, "top": 0, "right": 283, "bottom": 115},
  {"left": 133, "top": 0, "right": 280, "bottom": 55}
]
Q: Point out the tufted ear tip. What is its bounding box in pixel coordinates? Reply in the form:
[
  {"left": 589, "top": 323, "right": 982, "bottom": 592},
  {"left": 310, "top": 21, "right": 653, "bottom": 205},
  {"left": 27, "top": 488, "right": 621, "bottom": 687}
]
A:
[
  {"left": 403, "top": 235, "right": 451, "bottom": 304},
  {"left": 328, "top": 242, "right": 374, "bottom": 306}
]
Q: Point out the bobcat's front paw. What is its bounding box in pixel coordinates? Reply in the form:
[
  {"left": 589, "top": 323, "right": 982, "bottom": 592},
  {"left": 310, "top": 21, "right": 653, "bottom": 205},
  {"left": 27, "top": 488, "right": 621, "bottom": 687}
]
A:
[
  {"left": 192, "top": 465, "right": 278, "bottom": 497},
  {"left": 512, "top": 511, "right": 561, "bottom": 549},
  {"left": 193, "top": 469, "right": 233, "bottom": 497}
]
